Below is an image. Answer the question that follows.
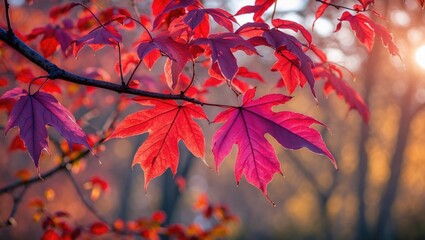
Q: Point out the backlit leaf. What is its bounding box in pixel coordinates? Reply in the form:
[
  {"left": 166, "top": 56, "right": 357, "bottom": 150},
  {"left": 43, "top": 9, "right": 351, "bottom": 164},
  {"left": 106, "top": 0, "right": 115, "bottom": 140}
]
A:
[
  {"left": 212, "top": 89, "right": 336, "bottom": 203},
  {"left": 107, "top": 98, "right": 207, "bottom": 189}
]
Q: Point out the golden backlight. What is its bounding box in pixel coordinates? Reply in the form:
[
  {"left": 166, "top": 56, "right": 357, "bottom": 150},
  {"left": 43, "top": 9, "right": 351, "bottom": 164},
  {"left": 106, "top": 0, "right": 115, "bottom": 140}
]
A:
[{"left": 415, "top": 45, "right": 425, "bottom": 70}]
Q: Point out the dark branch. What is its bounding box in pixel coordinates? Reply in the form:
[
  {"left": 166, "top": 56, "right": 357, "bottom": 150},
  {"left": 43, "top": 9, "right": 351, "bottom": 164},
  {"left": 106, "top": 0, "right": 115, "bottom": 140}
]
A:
[
  {"left": 0, "top": 28, "right": 208, "bottom": 105},
  {"left": 0, "top": 148, "right": 92, "bottom": 195}
]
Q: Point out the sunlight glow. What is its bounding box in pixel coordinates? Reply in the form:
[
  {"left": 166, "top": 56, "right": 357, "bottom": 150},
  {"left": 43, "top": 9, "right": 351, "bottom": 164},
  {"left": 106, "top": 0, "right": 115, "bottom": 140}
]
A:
[{"left": 415, "top": 45, "right": 425, "bottom": 70}]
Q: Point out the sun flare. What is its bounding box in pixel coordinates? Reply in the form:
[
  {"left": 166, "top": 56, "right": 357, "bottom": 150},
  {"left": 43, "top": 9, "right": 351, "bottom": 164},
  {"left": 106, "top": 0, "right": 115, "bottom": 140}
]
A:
[{"left": 415, "top": 45, "right": 425, "bottom": 70}]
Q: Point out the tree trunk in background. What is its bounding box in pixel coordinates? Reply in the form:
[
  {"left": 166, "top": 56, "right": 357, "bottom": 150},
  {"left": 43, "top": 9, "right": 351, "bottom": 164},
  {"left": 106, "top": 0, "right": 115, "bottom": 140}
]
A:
[
  {"left": 356, "top": 111, "right": 371, "bottom": 240},
  {"left": 373, "top": 79, "right": 415, "bottom": 239},
  {"left": 160, "top": 148, "right": 194, "bottom": 225},
  {"left": 355, "top": 46, "right": 378, "bottom": 240}
]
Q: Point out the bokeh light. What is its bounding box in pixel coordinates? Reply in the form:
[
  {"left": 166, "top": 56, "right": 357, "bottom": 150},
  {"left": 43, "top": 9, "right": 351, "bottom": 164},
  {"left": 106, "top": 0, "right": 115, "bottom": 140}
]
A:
[{"left": 415, "top": 45, "right": 425, "bottom": 70}]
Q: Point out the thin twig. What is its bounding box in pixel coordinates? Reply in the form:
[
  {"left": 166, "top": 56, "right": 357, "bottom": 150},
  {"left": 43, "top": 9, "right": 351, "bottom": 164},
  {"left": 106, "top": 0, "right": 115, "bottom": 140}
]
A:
[
  {"left": 126, "top": 16, "right": 153, "bottom": 40},
  {"left": 117, "top": 43, "right": 125, "bottom": 86},
  {"left": 3, "top": 185, "right": 29, "bottom": 227},
  {"left": 315, "top": 0, "right": 367, "bottom": 12},
  {"left": 28, "top": 75, "right": 49, "bottom": 95},
  {"left": 4, "top": 0, "right": 13, "bottom": 34},
  {"left": 127, "top": 59, "right": 142, "bottom": 87},
  {"left": 271, "top": 0, "right": 278, "bottom": 21},
  {"left": 76, "top": 3, "right": 105, "bottom": 27},
  {"left": 0, "top": 149, "right": 91, "bottom": 195},
  {"left": 64, "top": 170, "right": 110, "bottom": 224},
  {"left": 183, "top": 60, "right": 196, "bottom": 93}
]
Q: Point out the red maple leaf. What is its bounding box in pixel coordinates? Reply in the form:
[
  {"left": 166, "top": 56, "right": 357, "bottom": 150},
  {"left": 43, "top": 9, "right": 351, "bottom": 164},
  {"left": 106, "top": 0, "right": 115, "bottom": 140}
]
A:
[
  {"left": 152, "top": 0, "right": 201, "bottom": 30},
  {"left": 358, "top": 0, "right": 375, "bottom": 10},
  {"left": 336, "top": 12, "right": 375, "bottom": 51},
  {"left": 314, "top": 64, "right": 370, "bottom": 122},
  {"left": 49, "top": 3, "right": 79, "bottom": 20},
  {"left": 72, "top": 25, "right": 122, "bottom": 57},
  {"left": 137, "top": 34, "right": 191, "bottom": 89},
  {"left": 184, "top": 8, "right": 237, "bottom": 32},
  {"left": 236, "top": 0, "right": 276, "bottom": 22},
  {"left": 191, "top": 33, "right": 258, "bottom": 81},
  {"left": 313, "top": 0, "right": 330, "bottom": 28},
  {"left": 336, "top": 11, "right": 400, "bottom": 57},
  {"left": 237, "top": 22, "right": 316, "bottom": 96},
  {"left": 212, "top": 88, "right": 336, "bottom": 203},
  {"left": 272, "top": 19, "right": 312, "bottom": 46},
  {"left": 107, "top": 98, "right": 207, "bottom": 189},
  {"left": 271, "top": 51, "right": 307, "bottom": 94},
  {"left": 1, "top": 88, "right": 92, "bottom": 171},
  {"left": 26, "top": 23, "right": 73, "bottom": 58}
]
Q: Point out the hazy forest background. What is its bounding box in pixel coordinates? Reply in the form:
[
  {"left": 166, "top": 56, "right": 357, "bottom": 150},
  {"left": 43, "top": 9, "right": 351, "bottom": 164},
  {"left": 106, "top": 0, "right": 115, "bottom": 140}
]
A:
[{"left": 1, "top": 0, "right": 425, "bottom": 239}]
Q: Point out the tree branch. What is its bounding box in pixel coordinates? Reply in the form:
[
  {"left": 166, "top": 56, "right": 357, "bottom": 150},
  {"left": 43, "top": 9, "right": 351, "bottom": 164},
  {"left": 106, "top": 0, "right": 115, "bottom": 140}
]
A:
[
  {"left": 0, "top": 148, "right": 92, "bottom": 196},
  {"left": 0, "top": 28, "right": 219, "bottom": 106},
  {"left": 64, "top": 170, "right": 110, "bottom": 225}
]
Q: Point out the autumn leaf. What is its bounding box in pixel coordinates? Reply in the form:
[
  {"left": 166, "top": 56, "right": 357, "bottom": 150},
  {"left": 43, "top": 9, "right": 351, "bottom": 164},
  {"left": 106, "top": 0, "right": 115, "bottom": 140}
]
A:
[
  {"left": 1, "top": 88, "right": 92, "bottom": 171},
  {"left": 184, "top": 8, "right": 237, "bottom": 32},
  {"left": 107, "top": 98, "right": 207, "bottom": 190},
  {"left": 49, "top": 3, "right": 79, "bottom": 20},
  {"left": 336, "top": 12, "right": 375, "bottom": 51},
  {"left": 191, "top": 33, "right": 258, "bottom": 81},
  {"left": 212, "top": 88, "right": 336, "bottom": 203},
  {"left": 137, "top": 34, "right": 191, "bottom": 89},
  {"left": 237, "top": 23, "right": 316, "bottom": 96},
  {"left": 358, "top": 0, "right": 375, "bottom": 10},
  {"left": 26, "top": 23, "right": 73, "bottom": 58},
  {"left": 336, "top": 11, "right": 400, "bottom": 57},
  {"left": 272, "top": 19, "right": 312, "bottom": 46},
  {"left": 152, "top": 0, "right": 198, "bottom": 30},
  {"left": 271, "top": 51, "right": 308, "bottom": 94},
  {"left": 236, "top": 0, "right": 276, "bottom": 22},
  {"left": 313, "top": 0, "right": 330, "bottom": 29},
  {"left": 72, "top": 25, "right": 122, "bottom": 57},
  {"left": 314, "top": 64, "right": 370, "bottom": 122}
]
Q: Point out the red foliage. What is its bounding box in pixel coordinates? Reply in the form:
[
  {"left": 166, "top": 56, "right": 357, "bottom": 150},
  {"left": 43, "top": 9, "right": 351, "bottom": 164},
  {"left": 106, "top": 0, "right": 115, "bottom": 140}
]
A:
[
  {"left": 108, "top": 97, "right": 207, "bottom": 189},
  {"left": 0, "top": 0, "right": 409, "bottom": 238}
]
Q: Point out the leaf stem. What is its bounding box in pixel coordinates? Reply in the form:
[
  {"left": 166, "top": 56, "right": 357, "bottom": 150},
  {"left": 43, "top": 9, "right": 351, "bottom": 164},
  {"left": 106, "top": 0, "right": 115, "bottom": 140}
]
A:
[
  {"left": 64, "top": 170, "right": 111, "bottom": 225},
  {"left": 127, "top": 59, "right": 142, "bottom": 87},
  {"left": 76, "top": 3, "right": 105, "bottom": 27},
  {"left": 117, "top": 43, "right": 125, "bottom": 86},
  {"left": 183, "top": 60, "right": 196, "bottom": 93},
  {"left": 28, "top": 76, "right": 49, "bottom": 95},
  {"left": 126, "top": 16, "right": 153, "bottom": 41}
]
